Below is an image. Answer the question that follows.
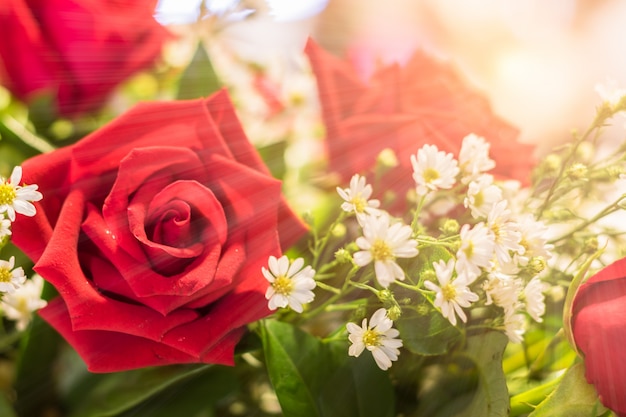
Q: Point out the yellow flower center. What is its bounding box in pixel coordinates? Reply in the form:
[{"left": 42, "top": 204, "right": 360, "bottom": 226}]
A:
[
  {"left": 362, "top": 329, "right": 381, "bottom": 347},
  {"left": 0, "top": 267, "right": 12, "bottom": 283},
  {"left": 351, "top": 196, "right": 366, "bottom": 213},
  {"left": 442, "top": 283, "right": 457, "bottom": 301},
  {"left": 463, "top": 241, "right": 474, "bottom": 258},
  {"left": 0, "top": 184, "right": 16, "bottom": 206},
  {"left": 371, "top": 240, "right": 393, "bottom": 261},
  {"left": 423, "top": 167, "right": 440, "bottom": 183},
  {"left": 473, "top": 191, "right": 484, "bottom": 208},
  {"left": 272, "top": 275, "right": 293, "bottom": 295}
]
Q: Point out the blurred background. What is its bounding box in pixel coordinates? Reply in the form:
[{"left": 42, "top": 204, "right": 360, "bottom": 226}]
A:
[{"left": 155, "top": 0, "right": 626, "bottom": 154}]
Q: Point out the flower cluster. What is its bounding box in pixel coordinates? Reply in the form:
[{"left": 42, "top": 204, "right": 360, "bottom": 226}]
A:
[{"left": 0, "top": 166, "right": 46, "bottom": 330}]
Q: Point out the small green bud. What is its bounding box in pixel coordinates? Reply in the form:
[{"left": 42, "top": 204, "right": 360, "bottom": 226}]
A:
[
  {"left": 583, "top": 236, "right": 598, "bottom": 254},
  {"left": 331, "top": 223, "right": 346, "bottom": 238},
  {"left": 377, "top": 148, "right": 399, "bottom": 169},
  {"left": 543, "top": 154, "right": 562, "bottom": 174},
  {"left": 528, "top": 257, "right": 547, "bottom": 275},
  {"left": 387, "top": 305, "right": 402, "bottom": 321},
  {"left": 566, "top": 163, "right": 588, "bottom": 181},
  {"left": 416, "top": 303, "right": 430, "bottom": 316},
  {"left": 421, "top": 269, "right": 437, "bottom": 283},
  {"left": 334, "top": 248, "right": 352, "bottom": 264},
  {"left": 378, "top": 289, "right": 395, "bottom": 304},
  {"left": 440, "top": 219, "right": 460, "bottom": 236}
]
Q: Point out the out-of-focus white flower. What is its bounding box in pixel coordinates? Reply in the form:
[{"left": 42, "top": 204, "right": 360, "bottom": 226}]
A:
[
  {"left": 0, "top": 217, "right": 11, "bottom": 239},
  {"left": 1, "top": 274, "right": 47, "bottom": 331},
  {"left": 595, "top": 79, "right": 626, "bottom": 111},
  {"left": 0, "top": 166, "right": 43, "bottom": 222},
  {"left": 503, "top": 311, "right": 526, "bottom": 344},
  {"left": 263, "top": 255, "right": 316, "bottom": 313},
  {"left": 411, "top": 144, "right": 460, "bottom": 196},
  {"left": 523, "top": 277, "right": 547, "bottom": 323},
  {"left": 458, "top": 133, "right": 495, "bottom": 183},
  {"left": 464, "top": 174, "right": 503, "bottom": 218},
  {"left": 337, "top": 174, "right": 380, "bottom": 222},
  {"left": 347, "top": 308, "right": 403, "bottom": 370},
  {"left": 514, "top": 214, "right": 554, "bottom": 266},
  {"left": 353, "top": 214, "right": 419, "bottom": 288},
  {"left": 486, "top": 200, "right": 523, "bottom": 266},
  {"left": 456, "top": 222, "right": 495, "bottom": 280},
  {"left": 483, "top": 272, "right": 523, "bottom": 315},
  {"left": 425, "top": 259, "right": 479, "bottom": 326},
  {"left": 0, "top": 256, "right": 26, "bottom": 294}
]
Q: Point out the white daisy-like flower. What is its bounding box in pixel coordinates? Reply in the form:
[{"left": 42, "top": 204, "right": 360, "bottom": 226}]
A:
[
  {"left": 458, "top": 133, "right": 495, "bottom": 183},
  {"left": 595, "top": 79, "right": 626, "bottom": 111},
  {"left": 336, "top": 174, "right": 380, "bottom": 221},
  {"left": 0, "top": 256, "right": 26, "bottom": 294},
  {"left": 523, "top": 277, "right": 547, "bottom": 323},
  {"left": 464, "top": 174, "right": 503, "bottom": 219},
  {"left": 411, "top": 144, "right": 460, "bottom": 196},
  {"left": 503, "top": 311, "right": 526, "bottom": 344},
  {"left": 1, "top": 274, "right": 47, "bottom": 331},
  {"left": 347, "top": 308, "right": 403, "bottom": 371},
  {"left": 486, "top": 200, "right": 523, "bottom": 266},
  {"left": 0, "top": 166, "right": 43, "bottom": 222},
  {"left": 514, "top": 214, "right": 554, "bottom": 266},
  {"left": 0, "top": 217, "right": 11, "bottom": 239},
  {"left": 455, "top": 222, "right": 495, "bottom": 281},
  {"left": 353, "top": 214, "right": 419, "bottom": 288},
  {"left": 424, "top": 259, "right": 479, "bottom": 326},
  {"left": 263, "top": 255, "right": 316, "bottom": 313},
  {"left": 482, "top": 272, "right": 523, "bottom": 315}
]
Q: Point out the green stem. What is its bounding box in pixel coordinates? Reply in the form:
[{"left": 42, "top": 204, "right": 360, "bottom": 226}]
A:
[{"left": 509, "top": 376, "right": 562, "bottom": 416}]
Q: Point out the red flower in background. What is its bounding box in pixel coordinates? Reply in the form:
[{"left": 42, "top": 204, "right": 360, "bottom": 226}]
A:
[
  {"left": 305, "top": 39, "right": 535, "bottom": 211},
  {"left": 0, "top": 0, "right": 169, "bottom": 117},
  {"left": 12, "top": 90, "right": 307, "bottom": 372},
  {"left": 572, "top": 257, "right": 626, "bottom": 416}
]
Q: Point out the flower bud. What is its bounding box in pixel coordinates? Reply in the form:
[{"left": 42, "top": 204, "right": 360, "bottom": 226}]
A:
[
  {"left": 386, "top": 305, "right": 402, "bottom": 321},
  {"left": 440, "top": 219, "right": 460, "bottom": 236},
  {"left": 583, "top": 237, "right": 598, "bottom": 254},
  {"left": 334, "top": 248, "right": 352, "bottom": 264},
  {"left": 377, "top": 289, "right": 395, "bottom": 304},
  {"left": 527, "top": 257, "right": 547, "bottom": 275},
  {"left": 566, "top": 163, "right": 588, "bottom": 181}
]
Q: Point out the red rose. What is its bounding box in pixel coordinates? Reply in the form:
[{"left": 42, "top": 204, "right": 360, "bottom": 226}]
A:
[
  {"left": 305, "top": 39, "right": 535, "bottom": 211},
  {"left": 0, "top": 0, "right": 169, "bottom": 117},
  {"left": 572, "top": 257, "right": 626, "bottom": 416},
  {"left": 11, "top": 90, "right": 307, "bottom": 372}
]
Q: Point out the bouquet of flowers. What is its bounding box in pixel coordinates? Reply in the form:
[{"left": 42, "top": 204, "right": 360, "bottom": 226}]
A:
[{"left": 0, "top": 1, "right": 625, "bottom": 416}]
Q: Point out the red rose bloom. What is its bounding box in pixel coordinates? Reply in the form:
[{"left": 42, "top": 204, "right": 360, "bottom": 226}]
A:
[
  {"left": 11, "top": 90, "right": 307, "bottom": 372},
  {"left": 0, "top": 0, "right": 169, "bottom": 117},
  {"left": 572, "top": 257, "right": 626, "bottom": 416},
  {"left": 305, "top": 39, "right": 535, "bottom": 211}
]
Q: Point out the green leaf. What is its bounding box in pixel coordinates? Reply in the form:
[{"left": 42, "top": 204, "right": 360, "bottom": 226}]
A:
[
  {"left": 412, "top": 332, "right": 509, "bottom": 417},
  {"left": 396, "top": 306, "right": 462, "bottom": 356},
  {"left": 116, "top": 366, "right": 238, "bottom": 417},
  {"left": 13, "top": 305, "right": 62, "bottom": 417},
  {"left": 261, "top": 320, "right": 395, "bottom": 417},
  {"left": 455, "top": 331, "right": 509, "bottom": 417},
  {"left": 529, "top": 362, "right": 607, "bottom": 417},
  {"left": 0, "top": 392, "right": 17, "bottom": 417},
  {"left": 177, "top": 43, "right": 222, "bottom": 100},
  {"left": 68, "top": 364, "right": 214, "bottom": 417}
]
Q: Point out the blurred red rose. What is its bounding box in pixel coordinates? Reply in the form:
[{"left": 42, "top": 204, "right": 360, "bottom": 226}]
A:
[
  {"left": 0, "top": 0, "right": 169, "bottom": 117},
  {"left": 572, "top": 257, "right": 626, "bottom": 416},
  {"left": 305, "top": 39, "right": 535, "bottom": 211},
  {"left": 12, "top": 90, "right": 307, "bottom": 372}
]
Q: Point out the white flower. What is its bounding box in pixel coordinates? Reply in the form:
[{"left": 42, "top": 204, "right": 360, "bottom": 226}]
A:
[
  {"left": 486, "top": 200, "right": 523, "bottom": 266},
  {"left": 263, "top": 256, "right": 316, "bottom": 313},
  {"left": 425, "top": 259, "right": 479, "bottom": 326},
  {"left": 514, "top": 214, "right": 554, "bottom": 266},
  {"left": 411, "top": 144, "right": 460, "bottom": 196},
  {"left": 503, "top": 311, "right": 526, "bottom": 344},
  {"left": 0, "top": 256, "right": 26, "bottom": 294},
  {"left": 0, "top": 217, "right": 11, "bottom": 239},
  {"left": 336, "top": 174, "right": 380, "bottom": 221},
  {"left": 464, "top": 174, "right": 503, "bottom": 218},
  {"left": 456, "top": 223, "right": 495, "bottom": 281},
  {"left": 459, "top": 133, "right": 495, "bottom": 183},
  {"left": 353, "top": 214, "right": 419, "bottom": 288},
  {"left": 595, "top": 79, "right": 626, "bottom": 111},
  {"left": 0, "top": 166, "right": 43, "bottom": 222},
  {"left": 1, "top": 274, "right": 47, "bottom": 331},
  {"left": 482, "top": 272, "right": 523, "bottom": 315},
  {"left": 347, "top": 308, "right": 403, "bottom": 370},
  {"left": 523, "top": 277, "right": 547, "bottom": 323}
]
